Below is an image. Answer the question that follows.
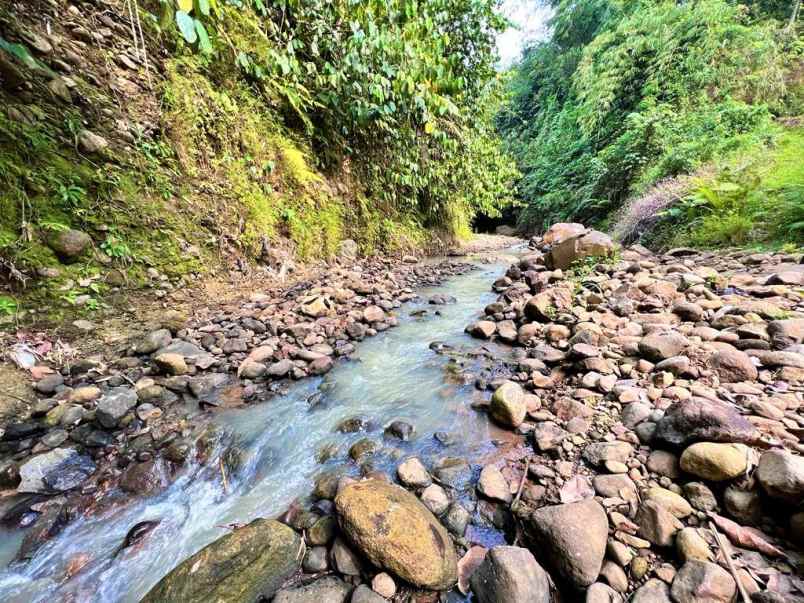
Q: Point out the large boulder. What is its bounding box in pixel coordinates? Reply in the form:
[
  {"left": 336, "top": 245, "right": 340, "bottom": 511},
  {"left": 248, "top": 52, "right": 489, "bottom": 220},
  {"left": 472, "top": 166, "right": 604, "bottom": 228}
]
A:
[
  {"left": 335, "top": 479, "right": 457, "bottom": 590},
  {"left": 142, "top": 519, "right": 303, "bottom": 603},
  {"left": 47, "top": 229, "right": 91, "bottom": 263},
  {"left": 470, "top": 546, "right": 551, "bottom": 603},
  {"left": 490, "top": 381, "right": 527, "bottom": 428},
  {"left": 518, "top": 499, "right": 607, "bottom": 589},
  {"left": 655, "top": 398, "right": 758, "bottom": 447},
  {"left": 757, "top": 450, "right": 804, "bottom": 504},
  {"left": 547, "top": 230, "right": 615, "bottom": 270},
  {"left": 17, "top": 447, "right": 95, "bottom": 493},
  {"left": 542, "top": 223, "right": 587, "bottom": 246}
]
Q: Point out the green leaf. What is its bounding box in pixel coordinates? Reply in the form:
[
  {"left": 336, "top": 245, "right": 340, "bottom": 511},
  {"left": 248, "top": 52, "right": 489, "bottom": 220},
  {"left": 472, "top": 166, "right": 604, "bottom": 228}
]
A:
[
  {"left": 197, "top": 0, "right": 210, "bottom": 17},
  {"left": 175, "top": 11, "right": 197, "bottom": 44},
  {"left": 194, "top": 19, "right": 212, "bottom": 53}
]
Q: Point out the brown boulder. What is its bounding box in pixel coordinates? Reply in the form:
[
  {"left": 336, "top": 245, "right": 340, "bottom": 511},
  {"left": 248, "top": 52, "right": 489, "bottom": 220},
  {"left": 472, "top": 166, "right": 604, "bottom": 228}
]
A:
[
  {"left": 335, "top": 479, "right": 457, "bottom": 590},
  {"left": 655, "top": 397, "right": 758, "bottom": 447},
  {"left": 708, "top": 349, "right": 757, "bottom": 383},
  {"left": 547, "top": 230, "right": 615, "bottom": 270},
  {"left": 518, "top": 499, "right": 607, "bottom": 589}
]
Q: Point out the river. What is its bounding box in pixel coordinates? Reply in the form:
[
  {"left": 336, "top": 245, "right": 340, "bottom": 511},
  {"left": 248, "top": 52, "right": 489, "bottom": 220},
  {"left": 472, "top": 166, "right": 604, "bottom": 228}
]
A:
[{"left": 0, "top": 250, "right": 520, "bottom": 602}]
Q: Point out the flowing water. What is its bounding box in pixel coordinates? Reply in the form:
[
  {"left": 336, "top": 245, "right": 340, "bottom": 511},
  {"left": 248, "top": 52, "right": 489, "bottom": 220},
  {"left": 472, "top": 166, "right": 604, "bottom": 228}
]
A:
[{"left": 0, "top": 251, "right": 520, "bottom": 602}]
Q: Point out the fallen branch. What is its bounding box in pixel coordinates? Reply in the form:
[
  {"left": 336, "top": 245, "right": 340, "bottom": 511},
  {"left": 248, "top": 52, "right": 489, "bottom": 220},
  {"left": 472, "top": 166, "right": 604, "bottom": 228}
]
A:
[
  {"left": 219, "top": 458, "right": 229, "bottom": 494},
  {"left": 709, "top": 519, "right": 751, "bottom": 603},
  {"left": 511, "top": 457, "right": 530, "bottom": 513}
]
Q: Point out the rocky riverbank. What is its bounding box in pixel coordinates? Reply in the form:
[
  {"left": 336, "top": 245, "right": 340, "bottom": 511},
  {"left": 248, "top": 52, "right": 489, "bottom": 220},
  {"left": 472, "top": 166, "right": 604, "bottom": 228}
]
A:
[{"left": 0, "top": 237, "right": 520, "bottom": 571}]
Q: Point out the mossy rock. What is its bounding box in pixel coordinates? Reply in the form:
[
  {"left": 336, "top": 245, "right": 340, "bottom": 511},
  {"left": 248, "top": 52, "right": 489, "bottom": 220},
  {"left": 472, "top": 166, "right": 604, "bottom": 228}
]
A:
[
  {"left": 141, "top": 519, "right": 304, "bottom": 603},
  {"left": 47, "top": 229, "right": 92, "bottom": 263}
]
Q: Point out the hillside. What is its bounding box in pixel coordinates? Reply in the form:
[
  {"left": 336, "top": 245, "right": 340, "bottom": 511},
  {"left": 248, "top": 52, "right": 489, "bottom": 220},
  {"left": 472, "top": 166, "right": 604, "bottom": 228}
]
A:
[
  {"left": 0, "top": 0, "right": 516, "bottom": 324},
  {"left": 499, "top": 0, "right": 804, "bottom": 250}
]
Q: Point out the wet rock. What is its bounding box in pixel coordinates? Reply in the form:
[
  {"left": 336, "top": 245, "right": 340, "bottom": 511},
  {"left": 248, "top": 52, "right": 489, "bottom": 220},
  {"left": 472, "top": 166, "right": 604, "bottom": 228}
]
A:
[
  {"left": 655, "top": 398, "right": 758, "bottom": 447},
  {"left": 142, "top": 519, "right": 303, "bottom": 603},
  {"left": 469, "top": 320, "right": 497, "bottom": 339},
  {"left": 119, "top": 459, "right": 166, "bottom": 496},
  {"left": 95, "top": 387, "right": 138, "bottom": 428},
  {"left": 477, "top": 465, "right": 512, "bottom": 503},
  {"left": 273, "top": 576, "right": 351, "bottom": 603},
  {"left": 757, "top": 449, "right": 804, "bottom": 504},
  {"left": 470, "top": 546, "right": 551, "bottom": 603},
  {"left": 680, "top": 442, "right": 749, "bottom": 481},
  {"left": 47, "top": 229, "right": 91, "bottom": 263},
  {"left": 670, "top": 560, "right": 736, "bottom": 603},
  {"left": 490, "top": 381, "right": 526, "bottom": 428},
  {"left": 18, "top": 448, "right": 95, "bottom": 493},
  {"left": 420, "top": 484, "right": 449, "bottom": 515},
  {"left": 708, "top": 349, "right": 757, "bottom": 383},
  {"left": 385, "top": 420, "right": 414, "bottom": 441},
  {"left": 307, "top": 515, "right": 336, "bottom": 545},
  {"left": 335, "top": 479, "right": 457, "bottom": 590},
  {"left": 397, "top": 457, "right": 431, "bottom": 489},
  {"left": 444, "top": 501, "right": 471, "bottom": 536},
  {"left": 518, "top": 499, "right": 607, "bottom": 589},
  {"left": 349, "top": 438, "right": 378, "bottom": 461},
  {"left": 0, "top": 459, "right": 20, "bottom": 488}
]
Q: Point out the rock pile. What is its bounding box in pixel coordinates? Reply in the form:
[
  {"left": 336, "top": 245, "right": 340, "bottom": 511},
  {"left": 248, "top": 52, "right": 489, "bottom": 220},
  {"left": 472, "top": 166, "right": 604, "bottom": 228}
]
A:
[{"left": 463, "top": 225, "right": 804, "bottom": 601}]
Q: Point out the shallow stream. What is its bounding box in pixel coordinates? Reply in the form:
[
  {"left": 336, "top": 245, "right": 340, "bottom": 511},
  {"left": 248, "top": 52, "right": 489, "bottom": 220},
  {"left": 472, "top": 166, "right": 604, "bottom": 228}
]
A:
[{"left": 0, "top": 251, "right": 519, "bottom": 602}]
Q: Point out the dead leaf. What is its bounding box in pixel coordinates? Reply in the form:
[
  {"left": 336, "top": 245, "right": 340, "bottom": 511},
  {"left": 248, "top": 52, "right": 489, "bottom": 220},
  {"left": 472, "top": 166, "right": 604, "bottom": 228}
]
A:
[
  {"left": 457, "top": 545, "right": 487, "bottom": 595},
  {"left": 559, "top": 475, "right": 594, "bottom": 503},
  {"left": 710, "top": 513, "right": 785, "bottom": 558}
]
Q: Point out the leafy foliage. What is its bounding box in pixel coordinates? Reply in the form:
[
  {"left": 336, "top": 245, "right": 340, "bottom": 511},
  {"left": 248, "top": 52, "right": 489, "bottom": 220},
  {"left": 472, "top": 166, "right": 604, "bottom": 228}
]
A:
[
  {"left": 151, "top": 0, "right": 517, "bottom": 232},
  {"left": 500, "top": 0, "right": 801, "bottom": 234}
]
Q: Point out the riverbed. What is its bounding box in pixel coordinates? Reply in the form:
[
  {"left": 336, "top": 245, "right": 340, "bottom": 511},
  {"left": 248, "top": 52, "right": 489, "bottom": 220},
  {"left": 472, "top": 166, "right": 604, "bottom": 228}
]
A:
[{"left": 0, "top": 250, "right": 521, "bottom": 602}]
